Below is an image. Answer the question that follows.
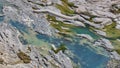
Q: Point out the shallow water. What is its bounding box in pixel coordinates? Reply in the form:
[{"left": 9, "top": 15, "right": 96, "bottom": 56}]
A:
[
  {"left": 36, "top": 28, "right": 109, "bottom": 68},
  {"left": 71, "top": 25, "right": 100, "bottom": 39},
  {"left": 0, "top": 1, "right": 110, "bottom": 67},
  {"left": 0, "top": 1, "right": 4, "bottom": 22},
  {"left": 8, "top": 20, "right": 110, "bottom": 68}
]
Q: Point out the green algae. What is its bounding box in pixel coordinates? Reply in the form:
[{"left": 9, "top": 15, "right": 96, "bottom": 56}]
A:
[
  {"left": 52, "top": 43, "right": 67, "bottom": 54},
  {"left": 90, "top": 22, "right": 120, "bottom": 55},
  {"left": 103, "top": 22, "right": 120, "bottom": 39},
  {"left": 0, "top": 58, "right": 4, "bottom": 64},
  {"left": 17, "top": 51, "right": 31, "bottom": 63},
  {"left": 19, "top": 29, "right": 52, "bottom": 56},
  {"left": 101, "top": 22, "right": 120, "bottom": 55},
  {"left": 47, "top": 15, "right": 76, "bottom": 38},
  {"left": 115, "top": 49, "right": 120, "bottom": 55},
  {"left": 61, "top": 0, "right": 75, "bottom": 7},
  {"left": 56, "top": 0, "right": 75, "bottom": 15},
  {"left": 110, "top": 39, "right": 120, "bottom": 54},
  {"left": 19, "top": 29, "right": 49, "bottom": 46}
]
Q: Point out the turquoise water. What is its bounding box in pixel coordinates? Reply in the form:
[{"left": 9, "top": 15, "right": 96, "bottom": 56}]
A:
[
  {"left": 0, "top": 1, "right": 110, "bottom": 67},
  {"left": 9, "top": 20, "right": 29, "bottom": 33},
  {"left": 36, "top": 33, "right": 109, "bottom": 68},
  {"left": 0, "top": 1, "right": 3, "bottom": 13},
  {"left": 71, "top": 25, "right": 100, "bottom": 39},
  {"left": 0, "top": 16, "right": 4, "bottom": 22},
  {"left": 0, "top": 1, "right": 4, "bottom": 22},
  {"left": 9, "top": 20, "right": 110, "bottom": 68}
]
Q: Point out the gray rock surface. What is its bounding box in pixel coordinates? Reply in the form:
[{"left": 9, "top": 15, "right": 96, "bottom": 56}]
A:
[
  {"left": 107, "top": 59, "right": 120, "bottom": 68},
  {"left": 0, "top": 23, "right": 73, "bottom": 68},
  {"left": 1, "top": 0, "right": 120, "bottom": 68},
  {"left": 3, "top": 0, "right": 54, "bottom": 36},
  {"left": 76, "top": 34, "right": 94, "bottom": 41},
  {"left": 94, "top": 30, "right": 106, "bottom": 36},
  {"left": 93, "top": 38, "right": 114, "bottom": 50},
  {"left": 93, "top": 38, "right": 120, "bottom": 61}
]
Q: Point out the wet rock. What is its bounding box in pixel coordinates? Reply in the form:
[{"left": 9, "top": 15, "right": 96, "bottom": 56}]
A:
[
  {"left": 110, "top": 51, "right": 120, "bottom": 60},
  {"left": 0, "top": 23, "right": 73, "bottom": 68},
  {"left": 93, "top": 38, "right": 120, "bottom": 60},
  {"left": 116, "top": 24, "right": 120, "bottom": 30},
  {"left": 115, "top": 19, "right": 120, "bottom": 30},
  {"left": 0, "top": 58, "right": 4, "bottom": 64},
  {"left": 49, "top": 50, "right": 73, "bottom": 68},
  {"left": 107, "top": 59, "right": 120, "bottom": 68},
  {"left": 93, "top": 38, "right": 114, "bottom": 50},
  {"left": 75, "top": 5, "right": 87, "bottom": 13},
  {"left": 17, "top": 51, "right": 31, "bottom": 63},
  {"left": 76, "top": 34, "right": 94, "bottom": 41},
  {"left": 110, "top": 3, "right": 120, "bottom": 14},
  {"left": 73, "top": 21, "right": 85, "bottom": 27},
  {"left": 92, "top": 18, "right": 112, "bottom": 25},
  {"left": 2, "top": 0, "right": 54, "bottom": 36},
  {"left": 94, "top": 30, "right": 106, "bottom": 36}
]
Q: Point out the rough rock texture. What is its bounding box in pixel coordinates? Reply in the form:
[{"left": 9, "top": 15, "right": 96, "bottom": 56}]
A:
[
  {"left": 0, "top": 23, "right": 73, "bottom": 68},
  {"left": 1, "top": 0, "right": 120, "bottom": 68},
  {"left": 3, "top": 0, "right": 54, "bottom": 36},
  {"left": 93, "top": 38, "right": 114, "bottom": 51},
  {"left": 107, "top": 59, "right": 120, "bottom": 68}
]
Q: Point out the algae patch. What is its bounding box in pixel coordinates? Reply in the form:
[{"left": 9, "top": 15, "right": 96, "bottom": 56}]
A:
[
  {"left": 52, "top": 43, "right": 67, "bottom": 54},
  {"left": 103, "top": 22, "right": 120, "bottom": 39},
  {"left": 47, "top": 15, "right": 76, "bottom": 38},
  {"left": 0, "top": 58, "right": 4, "bottom": 64},
  {"left": 111, "top": 39, "right": 120, "bottom": 54},
  {"left": 17, "top": 51, "right": 31, "bottom": 63},
  {"left": 56, "top": 0, "right": 75, "bottom": 15}
]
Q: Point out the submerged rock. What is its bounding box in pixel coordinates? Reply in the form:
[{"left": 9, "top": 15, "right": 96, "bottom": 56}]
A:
[
  {"left": 2, "top": 0, "right": 54, "bottom": 36},
  {"left": 76, "top": 34, "right": 94, "bottom": 41},
  {"left": 94, "top": 30, "right": 106, "bottom": 36},
  {"left": 1, "top": 0, "right": 120, "bottom": 68},
  {"left": 0, "top": 23, "right": 73, "bottom": 68}
]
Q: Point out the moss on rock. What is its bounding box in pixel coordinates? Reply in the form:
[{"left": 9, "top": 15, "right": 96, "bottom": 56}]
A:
[
  {"left": 103, "top": 22, "right": 120, "bottom": 39},
  {"left": 52, "top": 44, "right": 67, "bottom": 54},
  {"left": 0, "top": 58, "right": 4, "bottom": 64},
  {"left": 56, "top": 0, "right": 75, "bottom": 15},
  {"left": 17, "top": 51, "right": 31, "bottom": 63},
  {"left": 47, "top": 15, "right": 76, "bottom": 38}
]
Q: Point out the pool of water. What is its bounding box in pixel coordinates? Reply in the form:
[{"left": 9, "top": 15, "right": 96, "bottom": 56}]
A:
[
  {"left": 0, "top": 16, "right": 4, "bottom": 22},
  {"left": 0, "top": 0, "right": 111, "bottom": 67},
  {"left": 0, "top": 0, "right": 8, "bottom": 23},
  {"left": 0, "top": 1, "right": 4, "bottom": 22},
  {"left": 9, "top": 20, "right": 29, "bottom": 33},
  {"left": 36, "top": 33, "right": 109, "bottom": 68},
  {"left": 71, "top": 25, "right": 100, "bottom": 39},
  {"left": 9, "top": 20, "right": 110, "bottom": 68}
]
